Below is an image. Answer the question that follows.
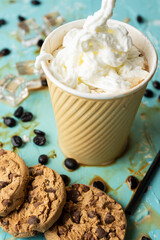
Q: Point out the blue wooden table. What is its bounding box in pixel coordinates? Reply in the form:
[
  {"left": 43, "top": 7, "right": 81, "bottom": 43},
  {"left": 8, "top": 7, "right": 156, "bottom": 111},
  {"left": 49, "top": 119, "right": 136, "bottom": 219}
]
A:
[{"left": 0, "top": 0, "right": 160, "bottom": 239}]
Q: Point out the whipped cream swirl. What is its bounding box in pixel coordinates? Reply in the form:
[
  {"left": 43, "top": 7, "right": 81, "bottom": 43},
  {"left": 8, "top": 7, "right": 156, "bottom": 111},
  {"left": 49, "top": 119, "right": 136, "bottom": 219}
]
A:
[{"left": 36, "top": 0, "right": 148, "bottom": 94}]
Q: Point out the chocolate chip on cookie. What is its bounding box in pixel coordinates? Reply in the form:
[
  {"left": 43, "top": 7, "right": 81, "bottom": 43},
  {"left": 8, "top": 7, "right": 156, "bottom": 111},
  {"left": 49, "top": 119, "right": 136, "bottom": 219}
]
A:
[
  {"left": 45, "top": 184, "right": 126, "bottom": 240},
  {"left": 0, "top": 150, "right": 29, "bottom": 217},
  {"left": 28, "top": 216, "right": 40, "bottom": 225},
  {"left": 104, "top": 213, "right": 115, "bottom": 224},
  {"left": 83, "top": 232, "right": 96, "bottom": 240},
  {"left": 0, "top": 165, "right": 66, "bottom": 238},
  {"left": 71, "top": 210, "right": 81, "bottom": 223},
  {"left": 67, "top": 189, "right": 81, "bottom": 203},
  {"left": 96, "top": 226, "right": 108, "bottom": 239}
]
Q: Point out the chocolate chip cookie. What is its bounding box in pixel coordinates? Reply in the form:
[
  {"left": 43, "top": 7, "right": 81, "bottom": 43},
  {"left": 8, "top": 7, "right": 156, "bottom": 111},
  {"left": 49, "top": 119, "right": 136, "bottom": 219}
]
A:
[
  {"left": 0, "top": 164, "right": 66, "bottom": 238},
  {"left": 0, "top": 149, "right": 29, "bottom": 217},
  {"left": 45, "top": 184, "right": 127, "bottom": 240}
]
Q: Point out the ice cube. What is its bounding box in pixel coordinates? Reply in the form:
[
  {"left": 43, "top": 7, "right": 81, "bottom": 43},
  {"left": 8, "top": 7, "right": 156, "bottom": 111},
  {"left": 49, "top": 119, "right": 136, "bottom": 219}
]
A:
[
  {"left": 16, "top": 60, "right": 43, "bottom": 90},
  {"left": 43, "top": 12, "right": 65, "bottom": 35},
  {"left": 16, "top": 60, "right": 35, "bottom": 75},
  {"left": 18, "top": 18, "right": 41, "bottom": 47},
  {"left": 0, "top": 74, "right": 28, "bottom": 107}
]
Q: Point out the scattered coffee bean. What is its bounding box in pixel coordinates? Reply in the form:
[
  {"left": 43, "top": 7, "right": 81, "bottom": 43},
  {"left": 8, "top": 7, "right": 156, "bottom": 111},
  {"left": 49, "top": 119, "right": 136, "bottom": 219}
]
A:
[
  {"left": 37, "top": 39, "right": 44, "bottom": 47},
  {"left": 3, "top": 117, "right": 16, "bottom": 127},
  {"left": 31, "top": 0, "right": 41, "bottom": 5},
  {"left": 41, "top": 79, "right": 48, "bottom": 86},
  {"left": 92, "top": 181, "right": 105, "bottom": 191},
  {"left": 38, "top": 154, "right": 48, "bottom": 164},
  {"left": 144, "top": 89, "right": 154, "bottom": 98},
  {"left": 0, "top": 19, "right": 7, "bottom": 27},
  {"left": 14, "top": 106, "right": 24, "bottom": 118},
  {"left": 34, "top": 129, "right": 45, "bottom": 136},
  {"left": 141, "top": 236, "right": 151, "bottom": 240},
  {"left": 64, "top": 158, "right": 79, "bottom": 170},
  {"left": 11, "top": 136, "right": 23, "bottom": 147},
  {"left": 21, "top": 112, "right": 33, "bottom": 122},
  {"left": 18, "top": 15, "right": 26, "bottom": 22},
  {"left": 0, "top": 48, "right": 11, "bottom": 57},
  {"left": 137, "top": 15, "right": 144, "bottom": 23},
  {"left": 153, "top": 80, "right": 160, "bottom": 89},
  {"left": 126, "top": 175, "right": 139, "bottom": 190},
  {"left": 60, "top": 174, "right": 70, "bottom": 186},
  {"left": 33, "top": 135, "right": 46, "bottom": 146}
]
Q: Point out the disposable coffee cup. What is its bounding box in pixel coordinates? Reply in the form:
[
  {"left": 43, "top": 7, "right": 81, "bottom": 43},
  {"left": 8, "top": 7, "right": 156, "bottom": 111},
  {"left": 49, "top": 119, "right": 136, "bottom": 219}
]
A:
[{"left": 40, "top": 19, "right": 157, "bottom": 166}]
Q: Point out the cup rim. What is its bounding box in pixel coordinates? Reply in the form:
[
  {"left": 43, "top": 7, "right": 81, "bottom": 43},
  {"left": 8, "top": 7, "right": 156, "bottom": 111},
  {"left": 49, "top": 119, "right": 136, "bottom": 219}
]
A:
[{"left": 41, "top": 19, "right": 158, "bottom": 100}]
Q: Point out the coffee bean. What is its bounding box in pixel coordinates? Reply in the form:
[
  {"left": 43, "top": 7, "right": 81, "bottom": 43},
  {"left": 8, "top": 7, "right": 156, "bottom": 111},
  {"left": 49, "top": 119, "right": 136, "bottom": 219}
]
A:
[
  {"left": 33, "top": 135, "right": 46, "bottom": 146},
  {"left": 64, "top": 158, "right": 79, "bottom": 170},
  {"left": 34, "top": 129, "right": 45, "bottom": 136},
  {"left": 41, "top": 79, "right": 48, "bottom": 86},
  {"left": 60, "top": 174, "right": 70, "bottom": 186},
  {"left": 38, "top": 154, "right": 48, "bottom": 164},
  {"left": 137, "top": 15, "right": 144, "bottom": 23},
  {"left": 141, "top": 237, "right": 151, "bottom": 240},
  {"left": 11, "top": 136, "right": 23, "bottom": 147},
  {"left": 144, "top": 89, "right": 154, "bottom": 98},
  {"left": 153, "top": 80, "right": 160, "bottom": 89},
  {"left": 104, "top": 213, "right": 115, "bottom": 224},
  {"left": 92, "top": 181, "right": 105, "bottom": 191},
  {"left": 28, "top": 216, "right": 40, "bottom": 225},
  {"left": 37, "top": 39, "right": 44, "bottom": 47},
  {"left": 67, "top": 189, "right": 81, "bottom": 203},
  {"left": 0, "top": 181, "right": 9, "bottom": 190},
  {"left": 88, "top": 210, "right": 97, "bottom": 218},
  {"left": 18, "top": 15, "right": 26, "bottom": 22},
  {"left": 83, "top": 232, "right": 96, "bottom": 240},
  {"left": 14, "top": 106, "right": 24, "bottom": 118},
  {"left": 71, "top": 210, "right": 81, "bottom": 223},
  {"left": 31, "top": 0, "right": 41, "bottom": 5},
  {"left": 96, "top": 226, "right": 107, "bottom": 239},
  {"left": 0, "top": 48, "right": 11, "bottom": 56},
  {"left": 126, "top": 175, "right": 139, "bottom": 190},
  {"left": 21, "top": 112, "right": 33, "bottom": 122},
  {"left": 0, "top": 19, "right": 7, "bottom": 27},
  {"left": 4, "top": 117, "right": 16, "bottom": 127}
]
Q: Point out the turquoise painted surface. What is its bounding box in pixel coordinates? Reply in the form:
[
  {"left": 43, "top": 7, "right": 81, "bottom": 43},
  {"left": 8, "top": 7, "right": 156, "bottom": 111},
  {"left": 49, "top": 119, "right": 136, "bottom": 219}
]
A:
[{"left": 0, "top": 0, "right": 160, "bottom": 239}]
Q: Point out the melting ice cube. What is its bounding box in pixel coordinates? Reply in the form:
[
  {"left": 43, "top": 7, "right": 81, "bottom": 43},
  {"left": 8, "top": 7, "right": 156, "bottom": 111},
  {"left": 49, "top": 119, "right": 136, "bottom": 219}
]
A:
[
  {"left": 43, "top": 12, "right": 65, "bottom": 35},
  {"left": 18, "top": 18, "right": 41, "bottom": 47},
  {"left": 0, "top": 74, "right": 28, "bottom": 107}
]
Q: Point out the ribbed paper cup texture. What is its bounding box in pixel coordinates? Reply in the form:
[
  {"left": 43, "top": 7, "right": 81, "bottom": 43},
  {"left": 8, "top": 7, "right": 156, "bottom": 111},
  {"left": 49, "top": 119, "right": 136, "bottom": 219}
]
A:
[{"left": 41, "top": 19, "right": 157, "bottom": 166}]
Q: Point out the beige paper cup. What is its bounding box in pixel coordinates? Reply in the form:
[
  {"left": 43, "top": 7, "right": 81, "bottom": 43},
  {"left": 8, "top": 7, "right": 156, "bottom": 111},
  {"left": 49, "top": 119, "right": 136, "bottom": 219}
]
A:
[{"left": 40, "top": 19, "right": 157, "bottom": 166}]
